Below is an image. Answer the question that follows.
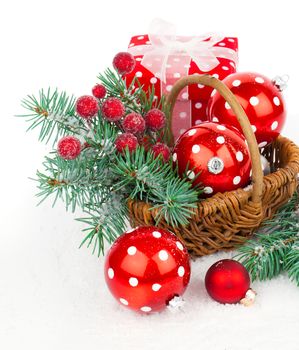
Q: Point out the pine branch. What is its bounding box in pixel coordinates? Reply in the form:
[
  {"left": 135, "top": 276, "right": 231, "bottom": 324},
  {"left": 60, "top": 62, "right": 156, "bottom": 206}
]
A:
[
  {"left": 235, "top": 191, "right": 299, "bottom": 285},
  {"left": 18, "top": 88, "right": 87, "bottom": 144}
]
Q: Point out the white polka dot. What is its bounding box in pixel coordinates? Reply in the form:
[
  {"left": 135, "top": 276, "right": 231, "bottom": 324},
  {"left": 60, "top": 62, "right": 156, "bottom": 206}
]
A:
[
  {"left": 213, "top": 73, "right": 219, "bottom": 78},
  {"left": 250, "top": 96, "right": 259, "bottom": 106},
  {"left": 140, "top": 306, "right": 152, "bottom": 312},
  {"left": 273, "top": 96, "right": 280, "bottom": 106},
  {"left": 137, "top": 36, "right": 144, "bottom": 40},
  {"left": 195, "top": 119, "right": 202, "bottom": 125},
  {"left": 192, "top": 144, "right": 200, "bottom": 153},
  {"left": 159, "top": 250, "right": 168, "bottom": 261},
  {"left": 129, "top": 43, "right": 135, "bottom": 47},
  {"left": 236, "top": 151, "right": 244, "bottom": 162},
  {"left": 135, "top": 57, "right": 142, "bottom": 62},
  {"left": 150, "top": 77, "right": 157, "bottom": 84},
  {"left": 179, "top": 112, "right": 187, "bottom": 118},
  {"left": 217, "top": 125, "right": 226, "bottom": 131},
  {"left": 187, "top": 170, "right": 195, "bottom": 180},
  {"left": 172, "top": 153, "right": 177, "bottom": 162},
  {"left": 173, "top": 72, "right": 181, "bottom": 78},
  {"left": 222, "top": 66, "right": 229, "bottom": 70},
  {"left": 255, "top": 76, "right": 264, "bottom": 84},
  {"left": 251, "top": 125, "right": 257, "bottom": 133},
  {"left": 188, "top": 129, "right": 196, "bottom": 136},
  {"left": 211, "top": 89, "right": 217, "bottom": 97},
  {"left": 108, "top": 268, "right": 114, "bottom": 279},
  {"left": 129, "top": 277, "right": 138, "bottom": 287},
  {"left": 153, "top": 231, "right": 161, "bottom": 238},
  {"left": 120, "top": 298, "right": 129, "bottom": 305},
  {"left": 258, "top": 141, "right": 267, "bottom": 148},
  {"left": 166, "top": 85, "right": 173, "bottom": 92},
  {"left": 153, "top": 95, "right": 158, "bottom": 100},
  {"left": 195, "top": 102, "right": 202, "bottom": 109},
  {"left": 228, "top": 38, "right": 235, "bottom": 42},
  {"left": 216, "top": 136, "right": 225, "bottom": 144},
  {"left": 233, "top": 176, "right": 241, "bottom": 185},
  {"left": 218, "top": 42, "right": 226, "bottom": 46},
  {"left": 232, "top": 79, "right": 241, "bottom": 87},
  {"left": 178, "top": 266, "right": 185, "bottom": 277},
  {"left": 212, "top": 117, "right": 219, "bottom": 122},
  {"left": 176, "top": 241, "right": 184, "bottom": 251},
  {"left": 127, "top": 246, "right": 137, "bottom": 255},
  {"left": 271, "top": 121, "right": 278, "bottom": 130},
  {"left": 204, "top": 186, "right": 213, "bottom": 194},
  {"left": 180, "top": 129, "right": 186, "bottom": 135},
  {"left": 198, "top": 84, "right": 205, "bottom": 89},
  {"left": 182, "top": 92, "right": 189, "bottom": 100},
  {"left": 136, "top": 71, "right": 143, "bottom": 78},
  {"left": 225, "top": 102, "right": 231, "bottom": 109},
  {"left": 152, "top": 283, "right": 161, "bottom": 292}
]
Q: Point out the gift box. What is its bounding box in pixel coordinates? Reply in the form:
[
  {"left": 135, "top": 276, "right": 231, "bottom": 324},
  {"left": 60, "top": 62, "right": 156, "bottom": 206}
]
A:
[{"left": 124, "top": 20, "right": 238, "bottom": 140}]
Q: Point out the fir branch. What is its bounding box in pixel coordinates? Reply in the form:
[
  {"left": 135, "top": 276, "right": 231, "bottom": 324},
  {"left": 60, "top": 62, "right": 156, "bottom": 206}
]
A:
[
  {"left": 19, "top": 88, "right": 87, "bottom": 144},
  {"left": 235, "top": 191, "right": 299, "bottom": 285}
]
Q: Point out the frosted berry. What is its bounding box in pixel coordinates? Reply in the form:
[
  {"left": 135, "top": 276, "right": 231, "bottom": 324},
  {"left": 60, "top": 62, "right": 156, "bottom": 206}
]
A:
[
  {"left": 57, "top": 136, "right": 81, "bottom": 160},
  {"left": 76, "top": 95, "right": 99, "bottom": 119},
  {"left": 144, "top": 109, "right": 166, "bottom": 131},
  {"left": 152, "top": 143, "right": 171, "bottom": 162},
  {"left": 115, "top": 133, "right": 138, "bottom": 153},
  {"left": 113, "top": 52, "right": 136, "bottom": 75},
  {"left": 92, "top": 84, "right": 106, "bottom": 99},
  {"left": 102, "top": 97, "right": 125, "bottom": 122},
  {"left": 122, "top": 112, "right": 146, "bottom": 134}
]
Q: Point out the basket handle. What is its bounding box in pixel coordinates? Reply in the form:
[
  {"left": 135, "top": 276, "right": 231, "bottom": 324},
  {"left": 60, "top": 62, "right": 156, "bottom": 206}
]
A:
[{"left": 165, "top": 75, "right": 263, "bottom": 204}]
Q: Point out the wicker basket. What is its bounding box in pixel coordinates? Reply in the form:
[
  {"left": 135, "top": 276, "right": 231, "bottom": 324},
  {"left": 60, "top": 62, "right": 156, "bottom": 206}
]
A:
[{"left": 128, "top": 75, "right": 299, "bottom": 256}]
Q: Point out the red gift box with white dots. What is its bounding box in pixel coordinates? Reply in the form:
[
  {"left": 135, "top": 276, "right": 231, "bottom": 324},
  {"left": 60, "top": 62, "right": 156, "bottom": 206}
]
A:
[{"left": 124, "top": 34, "right": 238, "bottom": 140}]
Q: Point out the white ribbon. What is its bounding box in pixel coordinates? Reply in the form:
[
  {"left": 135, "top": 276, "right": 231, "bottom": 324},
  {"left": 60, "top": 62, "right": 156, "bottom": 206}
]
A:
[{"left": 129, "top": 18, "right": 238, "bottom": 83}]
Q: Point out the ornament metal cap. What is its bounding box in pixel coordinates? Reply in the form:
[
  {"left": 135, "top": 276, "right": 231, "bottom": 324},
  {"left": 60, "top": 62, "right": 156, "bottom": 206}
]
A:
[
  {"left": 167, "top": 296, "right": 185, "bottom": 313},
  {"left": 272, "top": 75, "right": 289, "bottom": 91},
  {"left": 240, "top": 288, "right": 257, "bottom": 307},
  {"left": 207, "top": 157, "right": 224, "bottom": 174}
]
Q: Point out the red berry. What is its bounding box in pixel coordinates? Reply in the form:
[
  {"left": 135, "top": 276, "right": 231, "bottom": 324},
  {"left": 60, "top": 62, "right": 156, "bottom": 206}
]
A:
[
  {"left": 144, "top": 109, "right": 166, "bottom": 131},
  {"left": 115, "top": 133, "right": 138, "bottom": 153},
  {"left": 57, "top": 136, "right": 81, "bottom": 160},
  {"left": 102, "top": 97, "right": 125, "bottom": 122},
  {"left": 76, "top": 95, "right": 99, "bottom": 119},
  {"left": 152, "top": 143, "right": 171, "bottom": 162},
  {"left": 122, "top": 113, "right": 145, "bottom": 134},
  {"left": 92, "top": 84, "right": 106, "bottom": 99},
  {"left": 113, "top": 52, "right": 136, "bottom": 75}
]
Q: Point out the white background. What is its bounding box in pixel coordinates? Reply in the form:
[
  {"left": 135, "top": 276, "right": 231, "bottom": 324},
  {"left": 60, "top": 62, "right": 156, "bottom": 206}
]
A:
[{"left": 1, "top": 0, "right": 299, "bottom": 349}]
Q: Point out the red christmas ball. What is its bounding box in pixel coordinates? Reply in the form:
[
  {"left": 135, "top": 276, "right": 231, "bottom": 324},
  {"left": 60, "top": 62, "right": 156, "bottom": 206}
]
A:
[
  {"left": 173, "top": 122, "right": 251, "bottom": 195},
  {"left": 57, "top": 136, "right": 81, "bottom": 160},
  {"left": 113, "top": 52, "right": 136, "bottom": 75},
  {"left": 102, "top": 97, "right": 125, "bottom": 122},
  {"left": 205, "top": 259, "right": 251, "bottom": 304},
  {"left": 144, "top": 109, "right": 166, "bottom": 131},
  {"left": 122, "top": 112, "right": 146, "bottom": 134},
  {"left": 152, "top": 143, "right": 171, "bottom": 162},
  {"left": 92, "top": 84, "right": 106, "bottom": 99},
  {"left": 207, "top": 72, "right": 286, "bottom": 147},
  {"left": 115, "top": 133, "right": 138, "bottom": 153},
  {"left": 76, "top": 95, "right": 99, "bottom": 119},
  {"left": 104, "top": 226, "right": 191, "bottom": 313}
]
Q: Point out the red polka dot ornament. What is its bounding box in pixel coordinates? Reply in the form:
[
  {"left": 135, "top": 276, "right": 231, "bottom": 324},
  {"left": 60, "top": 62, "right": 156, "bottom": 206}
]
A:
[
  {"left": 104, "top": 226, "right": 191, "bottom": 313},
  {"left": 207, "top": 72, "right": 286, "bottom": 148},
  {"left": 172, "top": 122, "right": 251, "bottom": 195}
]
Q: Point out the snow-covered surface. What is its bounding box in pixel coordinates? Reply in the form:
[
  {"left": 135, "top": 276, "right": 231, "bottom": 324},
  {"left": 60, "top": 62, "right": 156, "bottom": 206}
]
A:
[{"left": 1, "top": 0, "right": 299, "bottom": 349}]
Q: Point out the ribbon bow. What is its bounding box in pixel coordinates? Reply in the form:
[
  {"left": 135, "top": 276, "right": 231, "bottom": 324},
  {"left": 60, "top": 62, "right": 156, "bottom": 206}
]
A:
[{"left": 129, "top": 19, "right": 238, "bottom": 83}]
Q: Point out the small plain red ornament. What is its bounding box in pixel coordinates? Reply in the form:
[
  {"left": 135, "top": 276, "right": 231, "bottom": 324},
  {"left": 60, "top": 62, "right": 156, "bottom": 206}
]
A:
[
  {"left": 172, "top": 122, "right": 251, "bottom": 195},
  {"left": 122, "top": 112, "right": 146, "bottom": 134},
  {"left": 104, "top": 226, "right": 191, "bottom": 313},
  {"left": 144, "top": 109, "right": 166, "bottom": 131},
  {"left": 57, "top": 136, "right": 81, "bottom": 160},
  {"left": 205, "top": 259, "right": 251, "bottom": 304},
  {"left": 152, "top": 143, "right": 171, "bottom": 162},
  {"left": 207, "top": 72, "right": 286, "bottom": 148},
  {"left": 92, "top": 84, "right": 106, "bottom": 99},
  {"left": 75, "top": 95, "right": 99, "bottom": 119},
  {"left": 113, "top": 52, "right": 136, "bottom": 76},
  {"left": 115, "top": 133, "right": 138, "bottom": 153},
  {"left": 102, "top": 97, "right": 125, "bottom": 122}
]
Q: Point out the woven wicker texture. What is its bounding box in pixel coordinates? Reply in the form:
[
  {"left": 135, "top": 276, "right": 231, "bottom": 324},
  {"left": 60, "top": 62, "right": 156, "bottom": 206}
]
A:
[{"left": 128, "top": 75, "right": 299, "bottom": 256}]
